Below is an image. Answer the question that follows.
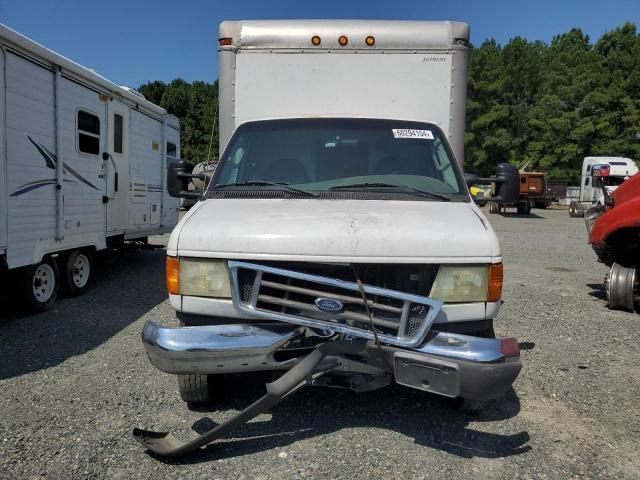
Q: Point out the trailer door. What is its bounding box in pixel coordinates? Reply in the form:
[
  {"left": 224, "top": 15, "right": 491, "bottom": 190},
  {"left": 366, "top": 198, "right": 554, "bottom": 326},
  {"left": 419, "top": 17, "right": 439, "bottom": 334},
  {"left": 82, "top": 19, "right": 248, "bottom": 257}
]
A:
[{"left": 105, "top": 99, "right": 130, "bottom": 234}]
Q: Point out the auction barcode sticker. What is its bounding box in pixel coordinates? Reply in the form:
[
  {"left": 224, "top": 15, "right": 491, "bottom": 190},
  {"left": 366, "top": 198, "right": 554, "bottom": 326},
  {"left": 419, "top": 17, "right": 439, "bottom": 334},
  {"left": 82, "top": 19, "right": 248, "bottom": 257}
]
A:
[{"left": 392, "top": 129, "right": 434, "bottom": 140}]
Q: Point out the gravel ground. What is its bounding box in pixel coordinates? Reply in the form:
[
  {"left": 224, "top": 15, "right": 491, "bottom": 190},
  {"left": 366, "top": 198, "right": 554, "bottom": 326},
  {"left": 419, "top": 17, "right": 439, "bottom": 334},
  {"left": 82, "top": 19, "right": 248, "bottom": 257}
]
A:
[{"left": 1, "top": 207, "right": 639, "bottom": 480}]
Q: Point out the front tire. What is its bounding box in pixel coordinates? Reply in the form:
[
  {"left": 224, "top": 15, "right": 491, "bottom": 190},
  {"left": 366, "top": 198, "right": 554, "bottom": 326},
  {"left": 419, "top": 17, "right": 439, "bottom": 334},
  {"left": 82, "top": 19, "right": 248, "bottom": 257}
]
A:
[
  {"left": 17, "top": 257, "right": 60, "bottom": 313},
  {"left": 178, "top": 374, "right": 211, "bottom": 404},
  {"left": 63, "top": 249, "right": 93, "bottom": 296}
]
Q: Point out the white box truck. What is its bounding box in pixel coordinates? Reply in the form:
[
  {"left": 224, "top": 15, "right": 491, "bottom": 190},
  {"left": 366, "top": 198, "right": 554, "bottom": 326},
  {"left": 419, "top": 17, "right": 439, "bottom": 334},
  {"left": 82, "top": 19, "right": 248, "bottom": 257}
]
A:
[
  {"left": 133, "top": 20, "right": 522, "bottom": 457},
  {"left": 569, "top": 156, "right": 638, "bottom": 217},
  {"left": 0, "top": 24, "right": 181, "bottom": 311}
]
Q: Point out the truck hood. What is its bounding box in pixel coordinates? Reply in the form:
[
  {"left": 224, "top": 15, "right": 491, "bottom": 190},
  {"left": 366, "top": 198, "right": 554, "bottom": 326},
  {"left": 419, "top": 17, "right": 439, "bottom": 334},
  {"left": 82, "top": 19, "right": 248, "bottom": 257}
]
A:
[{"left": 169, "top": 199, "right": 500, "bottom": 263}]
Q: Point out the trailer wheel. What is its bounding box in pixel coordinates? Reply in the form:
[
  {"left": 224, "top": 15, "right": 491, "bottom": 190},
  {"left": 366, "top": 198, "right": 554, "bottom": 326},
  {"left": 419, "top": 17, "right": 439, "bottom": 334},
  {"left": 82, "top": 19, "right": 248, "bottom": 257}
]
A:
[
  {"left": 63, "top": 249, "right": 93, "bottom": 296},
  {"left": 18, "top": 257, "right": 60, "bottom": 312},
  {"left": 606, "top": 263, "right": 637, "bottom": 312},
  {"left": 178, "top": 374, "right": 211, "bottom": 404}
]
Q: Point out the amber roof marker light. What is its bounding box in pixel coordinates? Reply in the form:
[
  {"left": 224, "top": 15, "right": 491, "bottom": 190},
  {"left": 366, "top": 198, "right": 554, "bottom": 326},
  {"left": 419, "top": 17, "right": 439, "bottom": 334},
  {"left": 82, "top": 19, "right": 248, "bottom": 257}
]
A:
[
  {"left": 311, "top": 35, "right": 321, "bottom": 46},
  {"left": 338, "top": 35, "right": 349, "bottom": 46},
  {"left": 365, "top": 35, "right": 375, "bottom": 46}
]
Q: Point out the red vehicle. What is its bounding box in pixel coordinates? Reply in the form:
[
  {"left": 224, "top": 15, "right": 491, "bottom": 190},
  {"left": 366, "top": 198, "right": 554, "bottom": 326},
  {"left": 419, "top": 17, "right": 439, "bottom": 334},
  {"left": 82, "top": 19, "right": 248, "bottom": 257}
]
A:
[{"left": 587, "top": 174, "right": 640, "bottom": 312}]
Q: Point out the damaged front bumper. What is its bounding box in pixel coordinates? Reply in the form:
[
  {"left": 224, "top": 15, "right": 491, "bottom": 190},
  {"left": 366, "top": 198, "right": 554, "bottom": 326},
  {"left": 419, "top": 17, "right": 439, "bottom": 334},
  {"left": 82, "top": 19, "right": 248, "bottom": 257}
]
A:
[{"left": 142, "top": 320, "right": 521, "bottom": 401}]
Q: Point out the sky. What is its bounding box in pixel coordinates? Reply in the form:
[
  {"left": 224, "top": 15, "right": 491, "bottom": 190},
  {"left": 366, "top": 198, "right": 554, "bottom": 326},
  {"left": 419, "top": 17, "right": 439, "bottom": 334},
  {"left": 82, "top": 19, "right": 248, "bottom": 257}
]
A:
[{"left": 1, "top": 0, "right": 638, "bottom": 88}]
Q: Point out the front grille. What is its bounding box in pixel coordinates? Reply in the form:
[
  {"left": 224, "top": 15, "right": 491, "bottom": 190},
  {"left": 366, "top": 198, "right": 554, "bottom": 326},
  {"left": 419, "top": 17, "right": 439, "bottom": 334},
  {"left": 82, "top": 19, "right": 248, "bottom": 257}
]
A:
[{"left": 228, "top": 261, "right": 442, "bottom": 348}]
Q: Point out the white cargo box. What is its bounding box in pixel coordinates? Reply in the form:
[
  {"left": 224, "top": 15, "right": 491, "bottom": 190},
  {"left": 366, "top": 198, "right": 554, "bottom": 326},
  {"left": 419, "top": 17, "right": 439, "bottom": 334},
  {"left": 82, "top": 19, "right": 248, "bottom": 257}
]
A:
[{"left": 218, "top": 20, "right": 469, "bottom": 166}]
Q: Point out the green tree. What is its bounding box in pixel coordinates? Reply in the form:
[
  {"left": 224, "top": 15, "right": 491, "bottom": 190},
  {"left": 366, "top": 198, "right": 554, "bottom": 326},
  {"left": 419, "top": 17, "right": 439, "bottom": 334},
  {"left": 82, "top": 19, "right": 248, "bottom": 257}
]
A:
[
  {"left": 138, "top": 80, "right": 166, "bottom": 105},
  {"left": 466, "top": 23, "right": 639, "bottom": 181},
  {"left": 138, "top": 79, "right": 219, "bottom": 166}
]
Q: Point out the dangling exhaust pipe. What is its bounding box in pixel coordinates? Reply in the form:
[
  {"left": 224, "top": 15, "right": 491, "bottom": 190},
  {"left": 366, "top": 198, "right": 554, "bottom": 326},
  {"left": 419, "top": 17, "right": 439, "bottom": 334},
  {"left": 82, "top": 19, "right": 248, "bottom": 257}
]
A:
[{"left": 133, "top": 339, "right": 366, "bottom": 457}]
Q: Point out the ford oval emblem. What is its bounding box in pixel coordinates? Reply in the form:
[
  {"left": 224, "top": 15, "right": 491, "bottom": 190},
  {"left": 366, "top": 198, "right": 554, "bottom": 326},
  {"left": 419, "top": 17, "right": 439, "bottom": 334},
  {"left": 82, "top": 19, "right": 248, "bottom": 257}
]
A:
[{"left": 315, "top": 297, "right": 344, "bottom": 312}]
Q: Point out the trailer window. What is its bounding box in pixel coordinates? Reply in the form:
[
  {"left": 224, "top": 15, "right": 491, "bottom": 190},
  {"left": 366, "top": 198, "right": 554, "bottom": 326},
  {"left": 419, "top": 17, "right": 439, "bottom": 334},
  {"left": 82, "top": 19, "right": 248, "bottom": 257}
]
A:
[
  {"left": 167, "top": 142, "right": 177, "bottom": 158},
  {"left": 113, "top": 114, "right": 124, "bottom": 154},
  {"left": 77, "top": 110, "right": 100, "bottom": 155}
]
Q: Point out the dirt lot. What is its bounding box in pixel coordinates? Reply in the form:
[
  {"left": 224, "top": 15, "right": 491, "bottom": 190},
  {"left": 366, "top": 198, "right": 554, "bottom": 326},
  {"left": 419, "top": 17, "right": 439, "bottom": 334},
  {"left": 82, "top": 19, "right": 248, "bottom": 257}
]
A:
[{"left": 1, "top": 207, "right": 639, "bottom": 480}]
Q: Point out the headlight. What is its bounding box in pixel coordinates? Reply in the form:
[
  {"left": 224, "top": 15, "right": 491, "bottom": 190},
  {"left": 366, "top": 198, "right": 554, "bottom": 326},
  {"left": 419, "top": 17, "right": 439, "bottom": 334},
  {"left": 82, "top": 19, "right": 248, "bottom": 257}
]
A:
[
  {"left": 429, "top": 265, "right": 489, "bottom": 303},
  {"left": 178, "top": 258, "right": 231, "bottom": 298}
]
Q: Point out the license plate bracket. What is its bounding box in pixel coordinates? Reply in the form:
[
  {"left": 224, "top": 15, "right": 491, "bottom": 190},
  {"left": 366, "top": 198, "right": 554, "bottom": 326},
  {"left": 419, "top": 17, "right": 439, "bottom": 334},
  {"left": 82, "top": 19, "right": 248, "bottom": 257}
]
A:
[{"left": 394, "top": 352, "right": 460, "bottom": 397}]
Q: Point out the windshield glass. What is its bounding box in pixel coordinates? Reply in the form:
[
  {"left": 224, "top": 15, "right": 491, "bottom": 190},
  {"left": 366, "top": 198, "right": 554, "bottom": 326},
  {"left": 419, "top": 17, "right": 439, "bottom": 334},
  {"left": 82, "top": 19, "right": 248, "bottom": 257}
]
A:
[
  {"left": 594, "top": 176, "right": 628, "bottom": 187},
  {"left": 212, "top": 119, "right": 465, "bottom": 198}
]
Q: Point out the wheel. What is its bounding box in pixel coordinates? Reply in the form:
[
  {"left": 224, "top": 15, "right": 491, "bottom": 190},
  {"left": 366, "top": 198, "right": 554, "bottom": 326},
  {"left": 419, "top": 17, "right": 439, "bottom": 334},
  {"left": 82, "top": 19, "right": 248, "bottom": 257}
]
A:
[
  {"left": 606, "top": 263, "right": 637, "bottom": 312},
  {"left": 178, "top": 374, "right": 211, "bottom": 404},
  {"left": 63, "top": 249, "right": 93, "bottom": 296},
  {"left": 17, "top": 257, "right": 60, "bottom": 313},
  {"left": 517, "top": 202, "right": 531, "bottom": 215},
  {"left": 568, "top": 201, "right": 581, "bottom": 217},
  {"left": 488, "top": 202, "right": 497, "bottom": 214},
  {"left": 177, "top": 317, "right": 213, "bottom": 404}
]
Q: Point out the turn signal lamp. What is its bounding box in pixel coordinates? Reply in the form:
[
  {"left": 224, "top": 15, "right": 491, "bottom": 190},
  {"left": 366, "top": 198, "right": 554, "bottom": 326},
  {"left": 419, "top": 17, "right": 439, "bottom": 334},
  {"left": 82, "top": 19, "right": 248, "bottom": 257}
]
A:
[
  {"left": 338, "top": 35, "right": 349, "bottom": 46},
  {"left": 219, "top": 37, "right": 233, "bottom": 46},
  {"left": 166, "top": 256, "right": 180, "bottom": 295},
  {"left": 311, "top": 35, "right": 321, "bottom": 46},
  {"left": 365, "top": 35, "right": 375, "bottom": 46},
  {"left": 487, "top": 263, "right": 504, "bottom": 302}
]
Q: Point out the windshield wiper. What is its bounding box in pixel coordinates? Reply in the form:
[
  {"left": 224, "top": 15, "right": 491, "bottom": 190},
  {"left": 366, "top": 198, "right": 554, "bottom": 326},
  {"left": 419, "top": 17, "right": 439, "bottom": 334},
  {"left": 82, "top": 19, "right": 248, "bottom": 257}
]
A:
[
  {"left": 329, "top": 182, "right": 450, "bottom": 201},
  {"left": 213, "top": 180, "right": 318, "bottom": 197}
]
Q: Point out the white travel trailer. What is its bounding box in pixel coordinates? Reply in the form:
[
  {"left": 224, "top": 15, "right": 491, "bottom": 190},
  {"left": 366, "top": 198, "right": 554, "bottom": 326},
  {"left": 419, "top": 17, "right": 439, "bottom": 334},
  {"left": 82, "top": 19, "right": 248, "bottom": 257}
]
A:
[
  {"left": 569, "top": 156, "right": 638, "bottom": 217},
  {"left": 0, "top": 24, "right": 180, "bottom": 311}
]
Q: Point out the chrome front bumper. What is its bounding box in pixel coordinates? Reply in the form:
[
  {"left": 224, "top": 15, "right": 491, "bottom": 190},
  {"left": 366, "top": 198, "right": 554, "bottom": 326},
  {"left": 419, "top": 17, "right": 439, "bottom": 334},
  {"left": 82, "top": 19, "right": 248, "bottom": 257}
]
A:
[
  {"left": 142, "top": 322, "right": 303, "bottom": 375},
  {"left": 142, "top": 320, "right": 522, "bottom": 400}
]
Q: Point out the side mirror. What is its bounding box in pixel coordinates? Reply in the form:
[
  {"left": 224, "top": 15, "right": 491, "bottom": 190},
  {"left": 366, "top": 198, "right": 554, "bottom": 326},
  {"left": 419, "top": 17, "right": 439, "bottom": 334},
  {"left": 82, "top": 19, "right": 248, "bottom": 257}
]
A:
[
  {"left": 464, "top": 163, "right": 520, "bottom": 204},
  {"left": 491, "top": 163, "right": 520, "bottom": 204},
  {"left": 167, "top": 159, "right": 203, "bottom": 198},
  {"left": 464, "top": 173, "right": 480, "bottom": 187}
]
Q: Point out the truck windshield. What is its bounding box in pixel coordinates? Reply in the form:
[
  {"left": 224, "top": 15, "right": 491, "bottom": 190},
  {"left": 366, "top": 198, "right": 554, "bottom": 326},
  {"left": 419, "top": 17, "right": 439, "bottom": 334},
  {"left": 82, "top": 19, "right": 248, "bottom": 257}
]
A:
[
  {"left": 593, "top": 176, "right": 628, "bottom": 187},
  {"left": 211, "top": 119, "right": 464, "bottom": 199}
]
